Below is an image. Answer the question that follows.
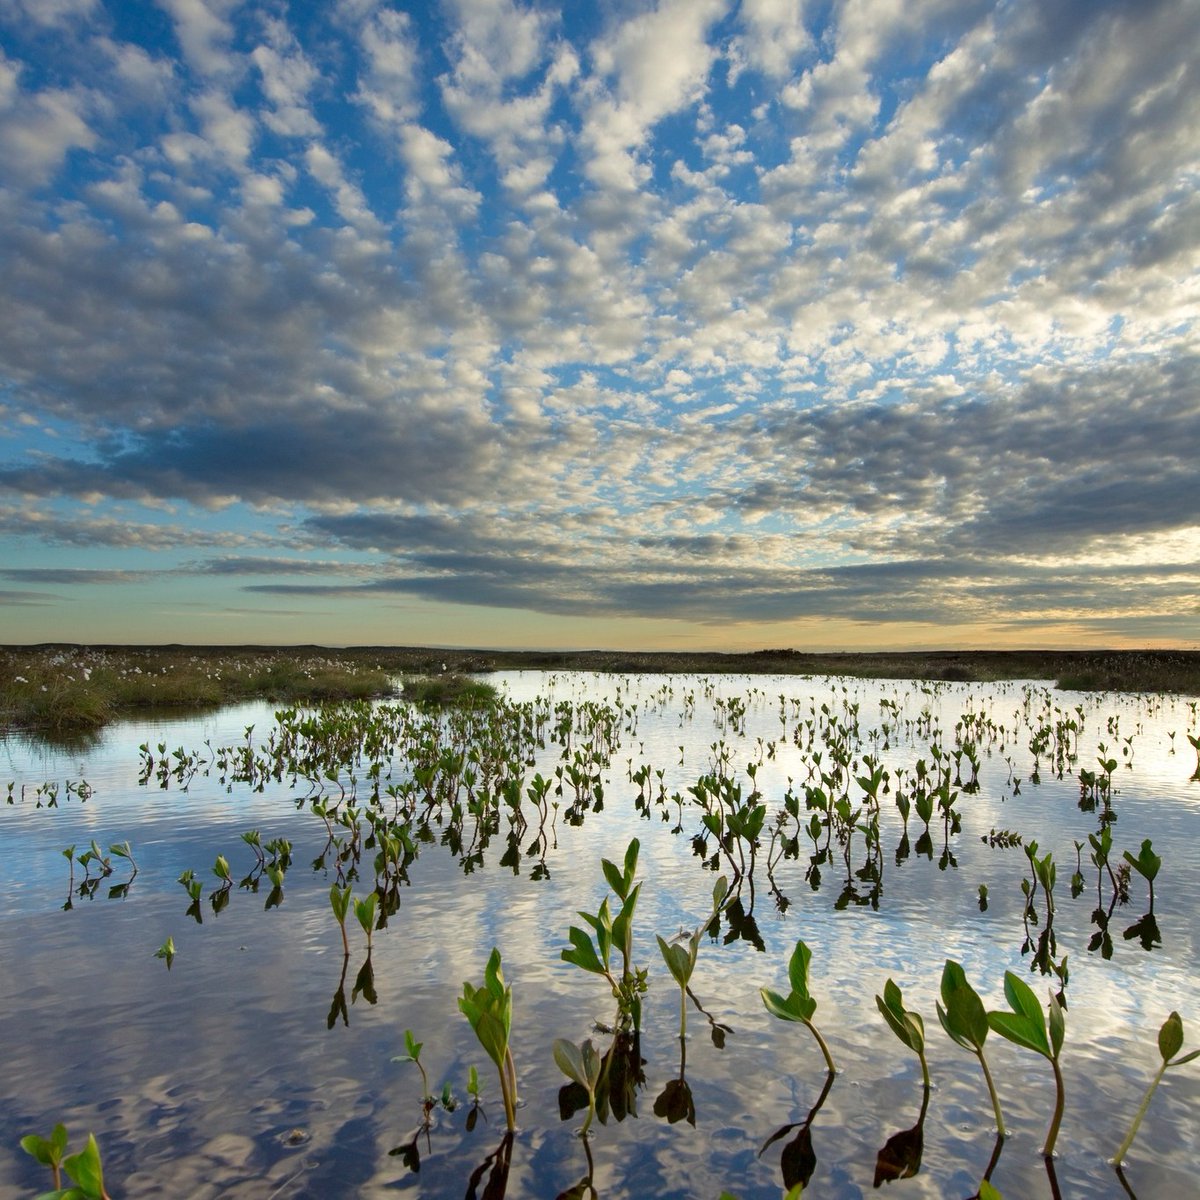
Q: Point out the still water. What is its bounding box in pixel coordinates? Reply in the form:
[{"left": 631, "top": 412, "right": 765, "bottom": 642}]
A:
[{"left": 1, "top": 673, "right": 1198, "bottom": 1199}]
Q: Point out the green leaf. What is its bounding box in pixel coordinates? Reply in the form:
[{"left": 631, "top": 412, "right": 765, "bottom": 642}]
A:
[
  {"left": 623, "top": 837, "right": 640, "bottom": 884},
  {"left": 600, "top": 856, "right": 626, "bottom": 899},
  {"left": 20, "top": 1128, "right": 61, "bottom": 1167},
  {"left": 553, "top": 1037, "right": 600, "bottom": 1092},
  {"left": 656, "top": 935, "right": 691, "bottom": 990},
  {"left": 1159, "top": 1012, "right": 1184, "bottom": 1062},
  {"left": 876, "top": 979, "right": 924, "bottom": 1054},
  {"left": 987, "top": 1008, "right": 1050, "bottom": 1059},
  {"left": 1048, "top": 991, "right": 1065, "bottom": 1058},
  {"left": 937, "top": 961, "right": 989, "bottom": 1051},
  {"left": 787, "top": 940, "right": 813, "bottom": 999},
  {"left": 1002, "top": 971, "right": 1039, "bottom": 1023},
  {"left": 761, "top": 985, "right": 816, "bottom": 1025},
  {"left": 354, "top": 893, "right": 378, "bottom": 935},
  {"left": 62, "top": 1133, "right": 104, "bottom": 1198},
  {"left": 561, "top": 926, "right": 606, "bottom": 975},
  {"left": 611, "top": 883, "right": 640, "bottom": 958},
  {"left": 1123, "top": 838, "right": 1162, "bottom": 883},
  {"left": 329, "top": 883, "right": 351, "bottom": 922}
]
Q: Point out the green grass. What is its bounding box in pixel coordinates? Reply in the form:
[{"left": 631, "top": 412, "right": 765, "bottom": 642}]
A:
[
  {"left": 0, "top": 647, "right": 401, "bottom": 737},
  {"left": 401, "top": 673, "right": 500, "bottom": 708}
]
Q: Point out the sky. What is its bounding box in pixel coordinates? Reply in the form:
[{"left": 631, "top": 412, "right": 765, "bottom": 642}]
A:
[{"left": 0, "top": 0, "right": 1197, "bottom": 652}]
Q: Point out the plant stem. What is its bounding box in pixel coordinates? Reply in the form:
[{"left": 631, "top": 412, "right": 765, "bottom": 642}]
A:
[
  {"left": 976, "top": 1049, "right": 1007, "bottom": 1139},
  {"left": 807, "top": 1019, "right": 838, "bottom": 1076},
  {"left": 1113, "top": 1062, "right": 1167, "bottom": 1164},
  {"left": 1043, "top": 1056, "right": 1065, "bottom": 1158},
  {"left": 502, "top": 1046, "right": 519, "bottom": 1131}
]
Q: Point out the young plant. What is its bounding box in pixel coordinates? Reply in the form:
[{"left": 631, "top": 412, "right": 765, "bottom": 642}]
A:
[
  {"left": 936, "top": 960, "right": 1005, "bottom": 1137},
  {"left": 760, "top": 939, "right": 837, "bottom": 1075},
  {"left": 987, "top": 971, "right": 1066, "bottom": 1157},
  {"left": 1112, "top": 1011, "right": 1199, "bottom": 1164},
  {"left": 394, "top": 1028, "right": 433, "bottom": 1101},
  {"left": 1121, "top": 838, "right": 1161, "bottom": 909},
  {"left": 20, "top": 1126, "right": 112, "bottom": 1200},
  {"left": 154, "top": 936, "right": 176, "bottom": 969},
  {"left": 656, "top": 876, "right": 728, "bottom": 1040},
  {"left": 459, "top": 947, "right": 518, "bottom": 1131},
  {"left": 354, "top": 891, "right": 378, "bottom": 952},
  {"left": 553, "top": 1037, "right": 603, "bottom": 1135},
  {"left": 330, "top": 883, "right": 352, "bottom": 956},
  {"left": 561, "top": 839, "right": 648, "bottom": 1031},
  {"left": 876, "top": 978, "right": 930, "bottom": 1089}
]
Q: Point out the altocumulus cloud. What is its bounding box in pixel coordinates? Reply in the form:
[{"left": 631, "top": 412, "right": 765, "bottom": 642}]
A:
[{"left": 0, "top": 0, "right": 1197, "bottom": 647}]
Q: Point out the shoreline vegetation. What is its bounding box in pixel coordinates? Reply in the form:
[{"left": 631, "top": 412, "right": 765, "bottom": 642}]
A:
[{"left": 2, "top": 643, "right": 1198, "bottom": 739}]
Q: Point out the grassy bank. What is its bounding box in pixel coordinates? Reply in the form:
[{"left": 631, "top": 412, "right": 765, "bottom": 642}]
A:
[
  {"left": 2, "top": 643, "right": 1197, "bottom": 739},
  {"left": 0, "top": 646, "right": 400, "bottom": 738}
]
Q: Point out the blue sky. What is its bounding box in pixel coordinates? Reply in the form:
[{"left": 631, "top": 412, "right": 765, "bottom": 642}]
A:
[{"left": 1, "top": 0, "right": 1197, "bottom": 650}]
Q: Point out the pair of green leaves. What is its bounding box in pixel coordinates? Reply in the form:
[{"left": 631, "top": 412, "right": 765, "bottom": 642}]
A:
[
  {"left": 459, "top": 948, "right": 513, "bottom": 1073},
  {"left": 552, "top": 1037, "right": 602, "bottom": 1135},
  {"left": 988, "top": 971, "right": 1064, "bottom": 1063},
  {"left": 936, "top": 961, "right": 1005, "bottom": 1137},
  {"left": 987, "top": 971, "right": 1065, "bottom": 1157},
  {"left": 876, "top": 979, "right": 928, "bottom": 1087},
  {"left": 459, "top": 947, "right": 517, "bottom": 1130},
  {"left": 760, "top": 940, "right": 837, "bottom": 1076},
  {"left": 20, "top": 1126, "right": 110, "bottom": 1200}
]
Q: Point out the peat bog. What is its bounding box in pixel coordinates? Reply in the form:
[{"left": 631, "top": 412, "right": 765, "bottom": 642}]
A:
[{"left": 1, "top": 649, "right": 1198, "bottom": 1198}]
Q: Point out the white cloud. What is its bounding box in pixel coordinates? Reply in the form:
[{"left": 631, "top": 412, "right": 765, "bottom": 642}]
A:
[
  {"left": 0, "top": 54, "right": 95, "bottom": 188},
  {"left": 157, "top": 0, "right": 240, "bottom": 80},
  {"left": 251, "top": 16, "right": 322, "bottom": 138},
  {"left": 579, "top": 0, "right": 728, "bottom": 191},
  {"left": 352, "top": 4, "right": 421, "bottom": 131},
  {"left": 728, "top": 0, "right": 812, "bottom": 81}
]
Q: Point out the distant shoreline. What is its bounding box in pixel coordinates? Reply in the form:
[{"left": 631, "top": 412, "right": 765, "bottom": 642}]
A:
[{"left": 6, "top": 643, "right": 1200, "bottom": 690}]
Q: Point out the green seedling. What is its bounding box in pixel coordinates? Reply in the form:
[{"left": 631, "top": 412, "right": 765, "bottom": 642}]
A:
[
  {"left": 20, "top": 1126, "right": 111, "bottom": 1199},
  {"left": 553, "top": 1037, "right": 603, "bottom": 1135},
  {"left": 657, "top": 876, "right": 728, "bottom": 1040},
  {"left": 330, "top": 883, "right": 352, "bottom": 956},
  {"left": 465, "top": 1064, "right": 484, "bottom": 1132},
  {"left": 108, "top": 841, "right": 137, "bottom": 875},
  {"left": 77, "top": 840, "right": 112, "bottom": 878},
  {"left": 354, "top": 891, "right": 378, "bottom": 951},
  {"left": 459, "top": 947, "right": 518, "bottom": 1131},
  {"left": 561, "top": 839, "right": 647, "bottom": 1031},
  {"left": 393, "top": 1028, "right": 433, "bottom": 1101},
  {"left": 212, "top": 854, "right": 232, "bottom": 885},
  {"left": 20, "top": 1122, "right": 68, "bottom": 1191},
  {"left": 1112, "top": 1011, "right": 1199, "bottom": 1164},
  {"left": 987, "top": 971, "right": 1066, "bottom": 1157},
  {"left": 1121, "top": 838, "right": 1161, "bottom": 908},
  {"left": 936, "top": 961, "right": 1005, "bottom": 1137},
  {"left": 876, "top": 979, "right": 930, "bottom": 1089},
  {"left": 761, "top": 939, "right": 837, "bottom": 1075},
  {"left": 154, "top": 936, "right": 175, "bottom": 968}
]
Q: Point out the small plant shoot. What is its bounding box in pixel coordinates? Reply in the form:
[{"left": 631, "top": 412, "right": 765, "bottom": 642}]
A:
[
  {"left": 987, "top": 971, "right": 1066, "bottom": 1157},
  {"left": 936, "top": 960, "right": 1005, "bottom": 1137},
  {"left": 761, "top": 939, "right": 837, "bottom": 1075},
  {"left": 459, "top": 947, "right": 519, "bottom": 1132},
  {"left": 1112, "top": 1010, "right": 1199, "bottom": 1165}
]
